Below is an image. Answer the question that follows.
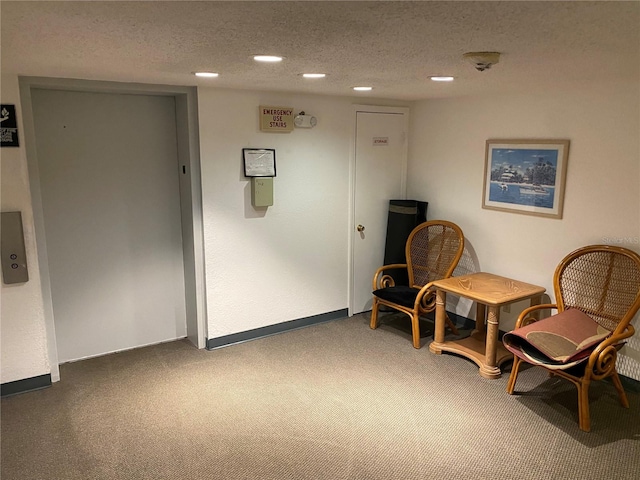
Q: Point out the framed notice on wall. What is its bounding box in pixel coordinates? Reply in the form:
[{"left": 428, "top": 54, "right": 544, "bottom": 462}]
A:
[{"left": 243, "top": 148, "right": 276, "bottom": 177}]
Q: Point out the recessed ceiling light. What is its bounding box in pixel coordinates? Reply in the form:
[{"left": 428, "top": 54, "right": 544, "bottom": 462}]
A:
[
  {"left": 194, "top": 72, "right": 219, "bottom": 78},
  {"left": 430, "top": 76, "right": 454, "bottom": 82},
  {"left": 302, "top": 73, "right": 326, "bottom": 78},
  {"left": 254, "top": 55, "right": 283, "bottom": 63},
  {"left": 353, "top": 86, "right": 373, "bottom": 91}
]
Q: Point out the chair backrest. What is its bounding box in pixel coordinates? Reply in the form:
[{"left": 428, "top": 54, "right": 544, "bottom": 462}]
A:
[
  {"left": 554, "top": 245, "right": 640, "bottom": 334},
  {"left": 405, "top": 220, "right": 464, "bottom": 288}
]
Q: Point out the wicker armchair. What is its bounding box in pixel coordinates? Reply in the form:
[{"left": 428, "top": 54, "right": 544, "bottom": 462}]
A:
[
  {"left": 369, "top": 220, "right": 464, "bottom": 348},
  {"left": 505, "top": 245, "right": 640, "bottom": 432}
]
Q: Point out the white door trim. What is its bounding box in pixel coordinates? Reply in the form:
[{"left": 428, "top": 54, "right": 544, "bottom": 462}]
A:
[
  {"left": 348, "top": 104, "right": 409, "bottom": 316},
  {"left": 18, "top": 77, "right": 208, "bottom": 380}
]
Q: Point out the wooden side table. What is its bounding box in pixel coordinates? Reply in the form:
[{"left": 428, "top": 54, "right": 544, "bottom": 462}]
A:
[{"left": 428, "top": 272, "right": 546, "bottom": 379}]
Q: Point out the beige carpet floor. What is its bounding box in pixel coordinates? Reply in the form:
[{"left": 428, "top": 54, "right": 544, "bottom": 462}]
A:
[{"left": 2, "top": 314, "right": 639, "bottom": 479}]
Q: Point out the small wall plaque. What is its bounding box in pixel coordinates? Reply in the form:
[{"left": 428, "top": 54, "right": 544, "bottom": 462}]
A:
[
  {"left": 259, "top": 105, "right": 294, "bottom": 133},
  {"left": 1, "top": 105, "right": 19, "bottom": 147}
]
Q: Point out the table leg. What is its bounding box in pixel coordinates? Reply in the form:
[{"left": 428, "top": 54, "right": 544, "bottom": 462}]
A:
[
  {"left": 479, "top": 305, "right": 502, "bottom": 379},
  {"left": 429, "top": 288, "right": 446, "bottom": 354},
  {"left": 475, "top": 303, "right": 486, "bottom": 334}
]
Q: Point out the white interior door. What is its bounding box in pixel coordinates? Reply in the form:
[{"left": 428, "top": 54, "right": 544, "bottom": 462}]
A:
[
  {"left": 351, "top": 108, "right": 408, "bottom": 314},
  {"left": 31, "top": 89, "right": 187, "bottom": 362}
]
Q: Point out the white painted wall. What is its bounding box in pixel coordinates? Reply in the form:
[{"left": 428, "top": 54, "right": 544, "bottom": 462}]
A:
[
  {"left": 1, "top": 71, "right": 409, "bottom": 383},
  {"left": 407, "top": 81, "right": 640, "bottom": 379},
  {"left": 4, "top": 71, "right": 639, "bottom": 383},
  {"left": 0, "top": 74, "right": 51, "bottom": 383},
  {"left": 198, "top": 89, "right": 355, "bottom": 337}
]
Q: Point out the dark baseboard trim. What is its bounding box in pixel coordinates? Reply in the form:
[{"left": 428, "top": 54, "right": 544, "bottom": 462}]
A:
[
  {"left": 206, "top": 308, "right": 349, "bottom": 350},
  {"left": 1, "top": 373, "right": 52, "bottom": 398}
]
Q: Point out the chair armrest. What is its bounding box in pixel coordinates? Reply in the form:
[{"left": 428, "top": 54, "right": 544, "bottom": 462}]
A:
[
  {"left": 514, "top": 304, "right": 558, "bottom": 329},
  {"left": 413, "top": 281, "right": 438, "bottom": 311},
  {"left": 372, "top": 264, "right": 408, "bottom": 289},
  {"left": 587, "top": 324, "right": 636, "bottom": 380}
]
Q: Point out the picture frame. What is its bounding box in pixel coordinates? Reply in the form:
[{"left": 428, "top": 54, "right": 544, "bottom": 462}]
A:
[
  {"left": 243, "top": 148, "right": 276, "bottom": 177},
  {"left": 482, "top": 139, "right": 570, "bottom": 219}
]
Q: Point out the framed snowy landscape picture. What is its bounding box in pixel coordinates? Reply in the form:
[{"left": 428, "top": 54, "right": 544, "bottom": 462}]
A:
[{"left": 482, "top": 139, "right": 570, "bottom": 219}]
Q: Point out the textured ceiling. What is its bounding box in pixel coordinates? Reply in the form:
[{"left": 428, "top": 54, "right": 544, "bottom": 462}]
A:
[{"left": 1, "top": 1, "right": 638, "bottom": 100}]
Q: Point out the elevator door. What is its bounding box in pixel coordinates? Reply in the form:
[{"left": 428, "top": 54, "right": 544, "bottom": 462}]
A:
[{"left": 32, "top": 89, "right": 187, "bottom": 362}]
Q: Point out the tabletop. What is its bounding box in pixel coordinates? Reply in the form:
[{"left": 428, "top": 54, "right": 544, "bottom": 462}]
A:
[{"left": 431, "top": 272, "right": 546, "bottom": 306}]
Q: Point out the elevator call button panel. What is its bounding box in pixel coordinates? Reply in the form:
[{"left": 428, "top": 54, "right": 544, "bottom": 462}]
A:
[{"left": 1, "top": 211, "right": 29, "bottom": 284}]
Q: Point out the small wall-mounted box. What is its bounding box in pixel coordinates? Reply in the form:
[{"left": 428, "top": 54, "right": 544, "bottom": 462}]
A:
[{"left": 251, "top": 177, "right": 274, "bottom": 207}]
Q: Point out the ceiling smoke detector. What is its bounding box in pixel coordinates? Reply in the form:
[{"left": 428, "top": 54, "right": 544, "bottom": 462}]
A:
[{"left": 463, "top": 52, "right": 501, "bottom": 72}]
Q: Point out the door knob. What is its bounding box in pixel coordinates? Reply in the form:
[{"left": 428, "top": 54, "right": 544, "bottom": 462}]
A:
[{"left": 357, "top": 224, "right": 365, "bottom": 232}]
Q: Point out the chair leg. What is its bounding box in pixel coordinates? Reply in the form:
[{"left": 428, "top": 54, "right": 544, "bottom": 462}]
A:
[
  {"left": 444, "top": 314, "right": 459, "bottom": 336},
  {"left": 610, "top": 371, "right": 630, "bottom": 408},
  {"left": 370, "top": 298, "right": 380, "bottom": 330},
  {"left": 411, "top": 312, "right": 421, "bottom": 349},
  {"left": 506, "top": 357, "right": 522, "bottom": 394},
  {"left": 577, "top": 381, "right": 591, "bottom": 432}
]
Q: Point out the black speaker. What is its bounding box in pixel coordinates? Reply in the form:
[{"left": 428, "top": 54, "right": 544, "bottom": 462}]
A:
[{"left": 382, "top": 200, "right": 428, "bottom": 286}]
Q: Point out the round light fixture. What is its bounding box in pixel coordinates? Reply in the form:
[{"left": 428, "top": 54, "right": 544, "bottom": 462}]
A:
[
  {"left": 353, "top": 86, "right": 373, "bottom": 91},
  {"left": 302, "top": 73, "right": 326, "bottom": 78},
  {"left": 430, "top": 76, "right": 454, "bottom": 82},
  {"left": 253, "top": 55, "right": 283, "bottom": 63},
  {"left": 194, "top": 72, "right": 219, "bottom": 78}
]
